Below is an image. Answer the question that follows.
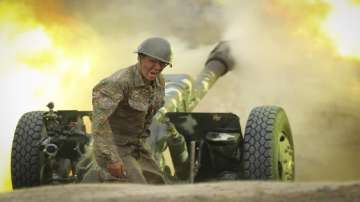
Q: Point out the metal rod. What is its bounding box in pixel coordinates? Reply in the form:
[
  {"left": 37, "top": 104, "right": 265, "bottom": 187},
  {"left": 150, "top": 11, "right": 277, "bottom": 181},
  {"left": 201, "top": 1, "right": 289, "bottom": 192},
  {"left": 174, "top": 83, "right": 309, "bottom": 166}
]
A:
[{"left": 189, "top": 141, "right": 196, "bottom": 183}]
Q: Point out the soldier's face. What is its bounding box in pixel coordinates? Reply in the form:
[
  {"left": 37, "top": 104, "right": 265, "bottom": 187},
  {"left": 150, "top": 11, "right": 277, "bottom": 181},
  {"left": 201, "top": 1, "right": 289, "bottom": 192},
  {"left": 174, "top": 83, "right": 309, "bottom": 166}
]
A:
[{"left": 139, "top": 56, "right": 167, "bottom": 81}]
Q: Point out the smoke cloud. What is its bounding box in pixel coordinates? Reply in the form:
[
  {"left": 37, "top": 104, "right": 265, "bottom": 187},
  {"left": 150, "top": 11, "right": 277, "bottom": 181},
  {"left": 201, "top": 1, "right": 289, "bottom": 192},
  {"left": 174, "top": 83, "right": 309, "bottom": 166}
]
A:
[
  {"left": 196, "top": 0, "right": 360, "bottom": 181},
  {"left": 41, "top": 0, "right": 227, "bottom": 107},
  {"left": 63, "top": 0, "right": 360, "bottom": 181}
]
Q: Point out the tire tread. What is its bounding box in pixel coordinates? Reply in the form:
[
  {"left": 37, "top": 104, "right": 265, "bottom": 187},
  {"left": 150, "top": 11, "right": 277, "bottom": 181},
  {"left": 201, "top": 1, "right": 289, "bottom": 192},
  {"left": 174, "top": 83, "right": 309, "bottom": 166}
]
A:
[
  {"left": 11, "top": 111, "right": 44, "bottom": 188},
  {"left": 242, "top": 106, "right": 281, "bottom": 179}
]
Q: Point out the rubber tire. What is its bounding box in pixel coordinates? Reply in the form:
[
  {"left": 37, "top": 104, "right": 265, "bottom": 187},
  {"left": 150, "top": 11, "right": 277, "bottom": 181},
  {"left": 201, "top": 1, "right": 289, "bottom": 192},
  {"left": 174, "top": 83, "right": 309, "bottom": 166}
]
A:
[
  {"left": 11, "top": 111, "right": 45, "bottom": 188},
  {"left": 242, "top": 106, "right": 294, "bottom": 180}
]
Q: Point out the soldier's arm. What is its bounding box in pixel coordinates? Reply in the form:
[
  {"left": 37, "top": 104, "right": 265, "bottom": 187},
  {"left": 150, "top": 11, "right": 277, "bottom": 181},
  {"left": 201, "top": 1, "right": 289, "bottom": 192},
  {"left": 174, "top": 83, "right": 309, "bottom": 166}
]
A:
[{"left": 92, "top": 79, "right": 124, "bottom": 167}]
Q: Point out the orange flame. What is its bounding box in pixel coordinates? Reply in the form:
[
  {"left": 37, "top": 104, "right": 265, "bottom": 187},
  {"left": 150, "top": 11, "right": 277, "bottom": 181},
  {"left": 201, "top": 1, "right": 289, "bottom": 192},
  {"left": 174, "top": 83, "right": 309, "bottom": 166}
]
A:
[{"left": 0, "top": 0, "right": 100, "bottom": 191}]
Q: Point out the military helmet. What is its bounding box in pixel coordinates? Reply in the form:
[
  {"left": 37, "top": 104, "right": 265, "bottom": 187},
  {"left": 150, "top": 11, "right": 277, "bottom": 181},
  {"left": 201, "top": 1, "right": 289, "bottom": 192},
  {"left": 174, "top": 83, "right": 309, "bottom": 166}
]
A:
[{"left": 135, "top": 37, "right": 172, "bottom": 66}]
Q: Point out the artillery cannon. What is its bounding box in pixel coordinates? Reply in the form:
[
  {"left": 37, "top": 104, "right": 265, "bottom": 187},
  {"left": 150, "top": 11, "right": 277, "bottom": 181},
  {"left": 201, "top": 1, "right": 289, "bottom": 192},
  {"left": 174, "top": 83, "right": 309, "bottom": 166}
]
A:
[{"left": 11, "top": 42, "right": 295, "bottom": 188}]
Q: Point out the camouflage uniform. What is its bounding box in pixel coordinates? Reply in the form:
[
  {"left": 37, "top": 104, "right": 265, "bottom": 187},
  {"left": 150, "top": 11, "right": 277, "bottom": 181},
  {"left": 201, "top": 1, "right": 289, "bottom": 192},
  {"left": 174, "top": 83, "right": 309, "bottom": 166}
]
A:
[{"left": 85, "top": 64, "right": 166, "bottom": 184}]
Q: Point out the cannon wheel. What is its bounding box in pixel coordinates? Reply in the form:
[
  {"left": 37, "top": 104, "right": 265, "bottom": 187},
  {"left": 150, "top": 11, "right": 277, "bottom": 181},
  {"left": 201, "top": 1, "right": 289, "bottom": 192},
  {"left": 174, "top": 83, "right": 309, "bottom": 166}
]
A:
[
  {"left": 11, "top": 111, "right": 49, "bottom": 188},
  {"left": 242, "top": 106, "right": 295, "bottom": 180}
]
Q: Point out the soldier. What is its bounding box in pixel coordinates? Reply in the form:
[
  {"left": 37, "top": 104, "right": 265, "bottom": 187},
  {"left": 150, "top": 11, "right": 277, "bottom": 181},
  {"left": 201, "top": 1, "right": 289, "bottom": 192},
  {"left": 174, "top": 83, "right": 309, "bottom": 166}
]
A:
[{"left": 84, "top": 37, "right": 172, "bottom": 184}]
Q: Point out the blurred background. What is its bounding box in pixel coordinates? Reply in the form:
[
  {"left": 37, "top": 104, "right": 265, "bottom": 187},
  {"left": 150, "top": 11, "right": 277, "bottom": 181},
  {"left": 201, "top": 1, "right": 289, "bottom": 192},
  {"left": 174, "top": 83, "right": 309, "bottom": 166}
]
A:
[{"left": 1, "top": 0, "right": 360, "bottom": 192}]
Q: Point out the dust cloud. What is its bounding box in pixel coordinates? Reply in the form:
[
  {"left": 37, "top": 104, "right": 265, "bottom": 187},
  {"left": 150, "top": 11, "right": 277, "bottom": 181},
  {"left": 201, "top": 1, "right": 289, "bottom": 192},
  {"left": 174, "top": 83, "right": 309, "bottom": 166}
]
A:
[
  {"left": 196, "top": 1, "right": 360, "bottom": 181},
  {"left": 55, "top": 0, "right": 227, "bottom": 104},
  {"left": 60, "top": 0, "right": 360, "bottom": 181}
]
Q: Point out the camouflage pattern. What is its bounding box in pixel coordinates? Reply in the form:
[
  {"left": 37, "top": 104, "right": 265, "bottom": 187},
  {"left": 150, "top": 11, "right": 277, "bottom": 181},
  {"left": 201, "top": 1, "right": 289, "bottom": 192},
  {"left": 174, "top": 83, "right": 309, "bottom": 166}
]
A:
[
  {"left": 82, "top": 145, "right": 166, "bottom": 184},
  {"left": 91, "top": 63, "right": 165, "bottom": 183}
]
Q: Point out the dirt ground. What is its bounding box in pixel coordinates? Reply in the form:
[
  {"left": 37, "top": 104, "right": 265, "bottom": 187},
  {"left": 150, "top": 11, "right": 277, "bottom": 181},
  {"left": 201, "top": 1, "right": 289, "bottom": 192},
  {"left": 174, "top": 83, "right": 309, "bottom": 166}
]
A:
[{"left": 1, "top": 181, "right": 359, "bottom": 202}]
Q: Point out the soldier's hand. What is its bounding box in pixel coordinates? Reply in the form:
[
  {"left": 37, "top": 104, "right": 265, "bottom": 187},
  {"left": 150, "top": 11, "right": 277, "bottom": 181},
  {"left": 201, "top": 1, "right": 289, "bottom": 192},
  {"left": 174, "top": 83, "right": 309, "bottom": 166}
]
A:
[{"left": 107, "top": 161, "right": 126, "bottom": 178}]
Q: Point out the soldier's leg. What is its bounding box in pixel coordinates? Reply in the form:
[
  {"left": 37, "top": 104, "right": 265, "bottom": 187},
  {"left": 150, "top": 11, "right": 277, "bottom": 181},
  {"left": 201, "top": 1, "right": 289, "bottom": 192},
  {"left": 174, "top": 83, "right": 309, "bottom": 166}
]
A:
[
  {"left": 138, "top": 150, "right": 167, "bottom": 184},
  {"left": 81, "top": 161, "right": 101, "bottom": 183},
  {"left": 121, "top": 154, "right": 147, "bottom": 183},
  {"left": 87, "top": 156, "right": 165, "bottom": 184},
  {"left": 81, "top": 160, "right": 123, "bottom": 183},
  {"left": 82, "top": 157, "right": 145, "bottom": 183},
  {"left": 113, "top": 145, "right": 148, "bottom": 183}
]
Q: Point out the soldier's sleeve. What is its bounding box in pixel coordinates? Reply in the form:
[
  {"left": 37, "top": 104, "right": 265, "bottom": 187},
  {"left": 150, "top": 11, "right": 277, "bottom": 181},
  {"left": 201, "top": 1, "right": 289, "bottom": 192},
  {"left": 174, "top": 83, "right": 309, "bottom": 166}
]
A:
[{"left": 92, "top": 79, "right": 124, "bottom": 167}]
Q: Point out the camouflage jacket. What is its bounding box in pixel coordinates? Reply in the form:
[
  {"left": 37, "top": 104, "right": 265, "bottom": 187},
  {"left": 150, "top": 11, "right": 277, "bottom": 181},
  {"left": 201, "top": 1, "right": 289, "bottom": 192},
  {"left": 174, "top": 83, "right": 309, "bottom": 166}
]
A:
[{"left": 92, "top": 64, "right": 165, "bottom": 167}]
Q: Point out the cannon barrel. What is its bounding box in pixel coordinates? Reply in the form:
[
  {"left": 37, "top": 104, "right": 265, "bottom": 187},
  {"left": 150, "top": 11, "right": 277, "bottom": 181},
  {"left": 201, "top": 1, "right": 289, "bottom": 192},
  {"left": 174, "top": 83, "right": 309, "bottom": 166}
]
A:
[
  {"left": 154, "top": 41, "right": 235, "bottom": 122},
  {"left": 151, "top": 42, "right": 235, "bottom": 180},
  {"left": 189, "top": 41, "right": 235, "bottom": 111}
]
